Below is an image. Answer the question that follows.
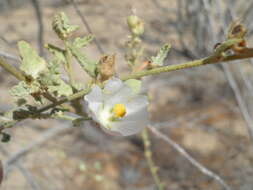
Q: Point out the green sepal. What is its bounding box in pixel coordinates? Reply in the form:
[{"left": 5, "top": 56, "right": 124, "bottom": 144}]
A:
[{"left": 125, "top": 79, "right": 142, "bottom": 94}]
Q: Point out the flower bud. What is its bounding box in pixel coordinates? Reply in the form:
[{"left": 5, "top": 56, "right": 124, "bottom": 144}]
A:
[{"left": 127, "top": 15, "right": 144, "bottom": 36}]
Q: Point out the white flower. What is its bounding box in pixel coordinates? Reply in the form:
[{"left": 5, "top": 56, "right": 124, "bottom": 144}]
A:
[{"left": 84, "top": 78, "right": 149, "bottom": 136}]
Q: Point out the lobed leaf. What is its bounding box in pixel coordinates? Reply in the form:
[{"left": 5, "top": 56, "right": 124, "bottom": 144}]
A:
[
  {"left": 73, "top": 35, "right": 94, "bottom": 49},
  {"left": 52, "top": 12, "right": 79, "bottom": 40},
  {"left": 10, "top": 81, "right": 40, "bottom": 98},
  {"left": 45, "top": 43, "right": 66, "bottom": 64},
  {"left": 70, "top": 45, "right": 97, "bottom": 77},
  {"left": 151, "top": 43, "right": 171, "bottom": 66},
  {"left": 39, "top": 61, "right": 73, "bottom": 97}
]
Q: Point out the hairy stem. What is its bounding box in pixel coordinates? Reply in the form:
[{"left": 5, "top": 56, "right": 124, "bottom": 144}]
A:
[
  {"left": 64, "top": 41, "right": 75, "bottom": 86},
  {"left": 2, "top": 38, "right": 253, "bottom": 128},
  {"left": 0, "top": 58, "right": 26, "bottom": 81},
  {"left": 142, "top": 129, "right": 164, "bottom": 190},
  {"left": 122, "top": 39, "right": 252, "bottom": 81}
]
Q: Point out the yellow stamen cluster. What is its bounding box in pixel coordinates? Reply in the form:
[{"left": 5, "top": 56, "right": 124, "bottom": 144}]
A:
[{"left": 112, "top": 104, "right": 126, "bottom": 118}]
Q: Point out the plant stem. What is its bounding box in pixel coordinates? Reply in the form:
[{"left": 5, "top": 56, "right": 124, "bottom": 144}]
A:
[
  {"left": 122, "top": 38, "right": 245, "bottom": 80},
  {"left": 52, "top": 114, "right": 90, "bottom": 122},
  {"left": 23, "top": 42, "right": 253, "bottom": 115},
  {"left": 64, "top": 40, "right": 75, "bottom": 86},
  {"left": 142, "top": 128, "right": 164, "bottom": 190},
  {"left": 0, "top": 58, "right": 26, "bottom": 81},
  {"left": 3, "top": 38, "right": 253, "bottom": 127}
]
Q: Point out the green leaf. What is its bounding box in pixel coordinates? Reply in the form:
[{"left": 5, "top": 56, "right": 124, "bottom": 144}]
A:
[
  {"left": 125, "top": 79, "right": 142, "bottom": 94},
  {"left": 151, "top": 43, "right": 171, "bottom": 66},
  {"left": 73, "top": 35, "right": 94, "bottom": 49},
  {"left": 70, "top": 45, "right": 97, "bottom": 77},
  {"left": 18, "top": 41, "right": 47, "bottom": 78}
]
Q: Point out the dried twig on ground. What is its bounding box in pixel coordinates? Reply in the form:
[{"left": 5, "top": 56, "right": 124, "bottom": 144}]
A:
[
  {"left": 0, "top": 51, "right": 19, "bottom": 62},
  {"left": 148, "top": 126, "right": 232, "bottom": 190},
  {"left": 0, "top": 146, "right": 40, "bottom": 190},
  {"left": 4, "top": 124, "right": 71, "bottom": 172}
]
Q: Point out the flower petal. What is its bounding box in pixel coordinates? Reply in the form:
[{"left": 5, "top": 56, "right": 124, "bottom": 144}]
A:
[
  {"left": 84, "top": 77, "right": 149, "bottom": 136},
  {"left": 103, "top": 77, "right": 124, "bottom": 95},
  {"left": 105, "top": 85, "right": 133, "bottom": 106},
  {"left": 111, "top": 120, "right": 147, "bottom": 136},
  {"left": 124, "top": 106, "right": 149, "bottom": 122},
  {"left": 125, "top": 95, "right": 148, "bottom": 114},
  {"left": 84, "top": 85, "right": 103, "bottom": 103}
]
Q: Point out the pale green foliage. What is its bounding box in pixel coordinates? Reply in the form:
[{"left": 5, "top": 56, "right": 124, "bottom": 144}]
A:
[
  {"left": 125, "top": 79, "right": 142, "bottom": 94},
  {"left": 151, "top": 44, "right": 171, "bottom": 66},
  {"left": 48, "top": 80, "right": 73, "bottom": 97},
  {"left": 45, "top": 44, "right": 66, "bottom": 64},
  {"left": 73, "top": 35, "right": 94, "bottom": 48},
  {"left": 10, "top": 81, "right": 40, "bottom": 97},
  {"left": 52, "top": 12, "right": 79, "bottom": 40},
  {"left": 127, "top": 15, "right": 144, "bottom": 36},
  {"left": 10, "top": 81, "right": 40, "bottom": 98},
  {"left": 70, "top": 34, "right": 97, "bottom": 77},
  {"left": 18, "top": 41, "right": 47, "bottom": 78},
  {"left": 10, "top": 13, "right": 97, "bottom": 105},
  {"left": 39, "top": 61, "right": 73, "bottom": 97},
  {"left": 70, "top": 44, "right": 98, "bottom": 77}
]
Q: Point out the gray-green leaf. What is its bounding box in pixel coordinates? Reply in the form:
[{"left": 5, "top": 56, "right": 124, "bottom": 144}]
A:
[
  {"left": 48, "top": 80, "right": 73, "bottom": 97},
  {"left": 10, "top": 81, "right": 40, "bottom": 98},
  {"left": 45, "top": 43, "right": 66, "bottom": 64},
  {"left": 70, "top": 45, "right": 97, "bottom": 77},
  {"left": 52, "top": 12, "right": 79, "bottom": 40},
  {"left": 18, "top": 41, "right": 47, "bottom": 78},
  {"left": 151, "top": 43, "right": 171, "bottom": 66},
  {"left": 73, "top": 35, "right": 94, "bottom": 49}
]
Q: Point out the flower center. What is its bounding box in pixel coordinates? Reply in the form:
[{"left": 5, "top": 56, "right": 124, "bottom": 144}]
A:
[{"left": 112, "top": 104, "right": 126, "bottom": 118}]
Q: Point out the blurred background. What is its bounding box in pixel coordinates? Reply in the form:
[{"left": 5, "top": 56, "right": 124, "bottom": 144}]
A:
[{"left": 1, "top": 0, "right": 253, "bottom": 189}]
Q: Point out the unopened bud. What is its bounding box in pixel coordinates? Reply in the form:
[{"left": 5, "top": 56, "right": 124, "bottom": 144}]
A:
[{"left": 127, "top": 15, "right": 144, "bottom": 36}]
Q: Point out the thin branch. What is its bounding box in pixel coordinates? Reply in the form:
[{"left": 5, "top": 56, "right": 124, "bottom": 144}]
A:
[
  {"left": 237, "top": 63, "right": 253, "bottom": 97},
  {"left": 151, "top": 0, "right": 175, "bottom": 14},
  {"left": 2, "top": 38, "right": 253, "bottom": 129},
  {"left": 222, "top": 64, "right": 253, "bottom": 142},
  {"left": 142, "top": 128, "right": 164, "bottom": 190},
  {"left": 30, "top": 0, "right": 44, "bottom": 56},
  {"left": 70, "top": 0, "right": 104, "bottom": 54},
  {"left": 219, "top": 4, "right": 253, "bottom": 145},
  {"left": 0, "top": 51, "right": 19, "bottom": 62},
  {"left": 0, "top": 57, "right": 26, "bottom": 81},
  {"left": 148, "top": 126, "right": 231, "bottom": 190},
  {"left": 0, "top": 146, "right": 40, "bottom": 190},
  {"left": 122, "top": 44, "right": 253, "bottom": 80},
  {"left": 4, "top": 124, "right": 71, "bottom": 171}
]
